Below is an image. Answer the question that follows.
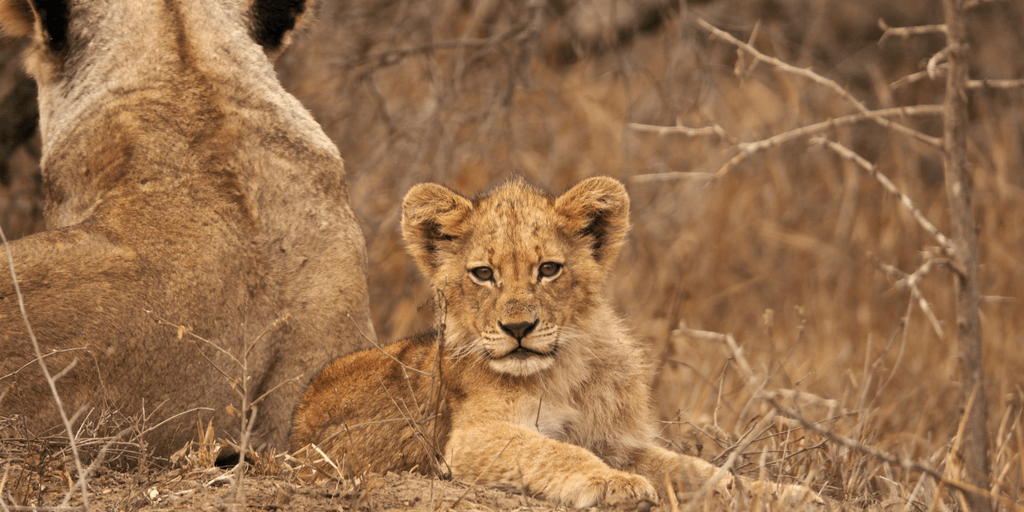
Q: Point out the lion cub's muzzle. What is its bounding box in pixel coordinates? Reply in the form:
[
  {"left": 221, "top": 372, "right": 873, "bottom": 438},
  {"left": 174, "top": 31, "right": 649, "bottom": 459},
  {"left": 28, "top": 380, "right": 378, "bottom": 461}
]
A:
[
  {"left": 499, "top": 319, "right": 538, "bottom": 341},
  {"left": 500, "top": 319, "right": 550, "bottom": 360},
  {"left": 484, "top": 318, "right": 559, "bottom": 372}
]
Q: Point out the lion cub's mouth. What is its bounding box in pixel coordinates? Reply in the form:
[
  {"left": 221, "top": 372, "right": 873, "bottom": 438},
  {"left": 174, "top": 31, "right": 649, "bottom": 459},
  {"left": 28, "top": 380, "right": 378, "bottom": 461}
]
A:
[
  {"left": 507, "top": 346, "right": 553, "bottom": 359},
  {"left": 490, "top": 345, "right": 557, "bottom": 360}
]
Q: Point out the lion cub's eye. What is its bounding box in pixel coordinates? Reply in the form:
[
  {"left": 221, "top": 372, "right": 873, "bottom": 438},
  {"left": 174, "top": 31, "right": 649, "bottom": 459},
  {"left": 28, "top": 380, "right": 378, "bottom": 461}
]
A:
[
  {"left": 470, "top": 266, "right": 494, "bottom": 282},
  {"left": 538, "top": 262, "right": 562, "bottom": 279}
]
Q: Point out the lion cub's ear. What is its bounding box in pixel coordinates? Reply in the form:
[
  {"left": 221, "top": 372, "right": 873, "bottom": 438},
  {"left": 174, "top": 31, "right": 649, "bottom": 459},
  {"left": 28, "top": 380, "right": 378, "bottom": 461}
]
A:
[
  {"left": 249, "top": 0, "right": 312, "bottom": 56},
  {"left": 402, "top": 183, "right": 474, "bottom": 275},
  {"left": 555, "top": 177, "right": 630, "bottom": 269}
]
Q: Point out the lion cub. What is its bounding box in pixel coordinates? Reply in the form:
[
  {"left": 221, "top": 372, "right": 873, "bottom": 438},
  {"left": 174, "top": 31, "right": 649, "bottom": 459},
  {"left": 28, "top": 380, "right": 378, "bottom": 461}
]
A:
[{"left": 291, "top": 177, "right": 807, "bottom": 508}]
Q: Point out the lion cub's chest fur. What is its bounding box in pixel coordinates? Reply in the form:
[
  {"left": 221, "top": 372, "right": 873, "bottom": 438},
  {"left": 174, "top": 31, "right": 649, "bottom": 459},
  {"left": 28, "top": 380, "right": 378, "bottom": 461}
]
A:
[{"left": 518, "top": 393, "right": 581, "bottom": 440}]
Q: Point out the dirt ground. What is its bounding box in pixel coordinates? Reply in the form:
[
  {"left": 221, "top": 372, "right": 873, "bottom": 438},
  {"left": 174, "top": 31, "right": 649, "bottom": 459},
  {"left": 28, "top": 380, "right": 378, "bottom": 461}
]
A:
[
  {"left": 16, "top": 458, "right": 711, "bottom": 512},
  {"left": 2, "top": 439, "right": 818, "bottom": 512},
  {"left": 84, "top": 469, "right": 561, "bottom": 512}
]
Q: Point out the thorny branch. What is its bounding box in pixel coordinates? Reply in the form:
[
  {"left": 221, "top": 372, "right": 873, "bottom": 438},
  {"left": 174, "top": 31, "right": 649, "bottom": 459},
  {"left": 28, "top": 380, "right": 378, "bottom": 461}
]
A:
[
  {"left": 694, "top": 17, "right": 944, "bottom": 150},
  {"left": 868, "top": 254, "right": 947, "bottom": 338},
  {"left": 628, "top": 119, "right": 733, "bottom": 141},
  {"left": 811, "top": 137, "right": 953, "bottom": 252},
  {"left": 632, "top": 106, "right": 943, "bottom": 180}
]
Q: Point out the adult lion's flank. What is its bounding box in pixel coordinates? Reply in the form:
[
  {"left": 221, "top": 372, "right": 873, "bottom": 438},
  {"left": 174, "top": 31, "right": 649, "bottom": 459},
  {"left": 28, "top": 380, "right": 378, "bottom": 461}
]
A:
[{"left": 0, "top": 0, "right": 375, "bottom": 455}]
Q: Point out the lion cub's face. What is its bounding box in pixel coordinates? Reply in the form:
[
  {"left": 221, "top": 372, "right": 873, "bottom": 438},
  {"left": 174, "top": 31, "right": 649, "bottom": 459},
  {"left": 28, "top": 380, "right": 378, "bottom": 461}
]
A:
[{"left": 401, "top": 177, "right": 629, "bottom": 377}]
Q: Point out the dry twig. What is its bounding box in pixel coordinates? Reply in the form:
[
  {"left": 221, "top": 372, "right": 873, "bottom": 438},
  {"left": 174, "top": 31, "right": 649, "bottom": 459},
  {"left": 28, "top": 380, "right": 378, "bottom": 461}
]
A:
[
  {"left": 967, "top": 78, "right": 1024, "bottom": 89},
  {"left": 628, "top": 120, "right": 732, "bottom": 140},
  {"left": 928, "top": 46, "right": 953, "bottom": 79},
  {"left": 892, "top": 65, "right": 1024, "bottom": 90},
  {"left": 877, "top": 19, "right": 947, "bottom": 45}
]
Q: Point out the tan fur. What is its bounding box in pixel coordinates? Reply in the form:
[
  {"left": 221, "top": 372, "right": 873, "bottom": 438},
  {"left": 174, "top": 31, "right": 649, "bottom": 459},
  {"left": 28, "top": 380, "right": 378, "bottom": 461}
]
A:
[
  {"left": 0, "top": 0, "right": 375, "bottom": 456},
  {"left": 291, "top": 177, "right": 748, "bottom": 507}
]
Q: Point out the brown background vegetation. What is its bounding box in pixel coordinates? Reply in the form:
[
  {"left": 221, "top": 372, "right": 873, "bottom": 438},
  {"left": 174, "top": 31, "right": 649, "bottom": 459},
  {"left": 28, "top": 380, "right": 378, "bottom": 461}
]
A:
[{"left": 2, "top": 0, "right": 1023, "bottom": 507}]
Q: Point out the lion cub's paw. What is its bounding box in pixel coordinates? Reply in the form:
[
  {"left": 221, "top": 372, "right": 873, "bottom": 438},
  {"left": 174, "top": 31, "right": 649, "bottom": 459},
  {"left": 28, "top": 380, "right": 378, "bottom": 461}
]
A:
[
  {"left": 603, "top": 472, "right": 658, "bottom": 508},
  {"left": 560, "top": 471, "right": 658, "bottom": 509}
]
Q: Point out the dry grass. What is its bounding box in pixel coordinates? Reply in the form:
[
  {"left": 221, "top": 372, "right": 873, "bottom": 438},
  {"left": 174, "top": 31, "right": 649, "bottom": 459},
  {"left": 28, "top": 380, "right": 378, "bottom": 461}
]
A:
[{"left": 2, "top": 0, "right": 1024, "bottom": 509}]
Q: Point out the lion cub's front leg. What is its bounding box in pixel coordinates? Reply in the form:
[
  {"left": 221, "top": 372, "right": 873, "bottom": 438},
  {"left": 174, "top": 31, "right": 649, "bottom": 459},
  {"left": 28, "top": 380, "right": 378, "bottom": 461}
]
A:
[{"left": 448, "top": 422, "right": 658, "bottom": 508}]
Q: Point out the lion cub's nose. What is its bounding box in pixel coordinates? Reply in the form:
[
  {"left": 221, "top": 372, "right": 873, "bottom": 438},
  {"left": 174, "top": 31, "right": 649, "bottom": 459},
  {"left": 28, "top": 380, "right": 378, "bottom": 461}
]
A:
[{"left": 499, "top": 320, "right": 538, "bottom": 341}]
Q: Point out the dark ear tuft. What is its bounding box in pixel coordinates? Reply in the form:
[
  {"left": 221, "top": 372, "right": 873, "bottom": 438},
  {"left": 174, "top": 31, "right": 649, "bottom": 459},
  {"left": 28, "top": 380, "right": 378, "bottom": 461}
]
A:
[
  {"left": 401, "top": 183, "right": 473, "bottom": 277},
  {"left": 32, "top": 0, "right": 70, "bottom": 54},
  {"left": 250, "top": 0, "right": 308, "bottom": 54},
  {"left": 554, "top": 177, "right": 630, "bottom": 269}
]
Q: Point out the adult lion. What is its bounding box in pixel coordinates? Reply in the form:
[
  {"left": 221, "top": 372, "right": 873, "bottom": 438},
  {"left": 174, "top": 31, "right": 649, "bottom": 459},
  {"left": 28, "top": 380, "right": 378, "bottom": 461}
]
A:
[
  {"left": 289, "top": 177, "right": 821, "bottom": 508},
  {"left": 0, "top": 0, "right": 374, "bottom": 456}
]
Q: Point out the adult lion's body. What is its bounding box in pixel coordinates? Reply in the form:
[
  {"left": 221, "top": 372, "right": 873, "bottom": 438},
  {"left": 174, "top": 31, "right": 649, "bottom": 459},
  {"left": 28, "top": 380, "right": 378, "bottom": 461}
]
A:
[
  {"left": 290, "top": 178, "right": 731, "bottom": 507},
  {"left": 0, "top": 0, "right": 375, "bottom": 455}
]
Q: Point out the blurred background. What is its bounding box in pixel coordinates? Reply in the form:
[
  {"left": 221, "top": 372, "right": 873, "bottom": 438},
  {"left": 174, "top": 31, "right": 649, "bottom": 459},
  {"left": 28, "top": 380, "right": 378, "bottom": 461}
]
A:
[{"left": 2, "top": 0, "right": 1023, "bottom": 504}]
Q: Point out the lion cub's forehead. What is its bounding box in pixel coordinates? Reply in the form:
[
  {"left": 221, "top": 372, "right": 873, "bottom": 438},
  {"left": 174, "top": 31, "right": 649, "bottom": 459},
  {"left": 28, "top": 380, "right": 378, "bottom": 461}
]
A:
[{"left": 462, "top": 183, "right": 564, "bottom": 263}]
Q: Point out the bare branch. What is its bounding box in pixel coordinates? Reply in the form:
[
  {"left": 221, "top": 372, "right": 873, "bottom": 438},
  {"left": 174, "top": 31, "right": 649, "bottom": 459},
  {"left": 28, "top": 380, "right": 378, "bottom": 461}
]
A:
[
  {"left": 673, "top": 326, "right": 757, "bottom": 389},
  {"left": 245, "top": 314, "right": 292, "bottom": 358},
  {"left": 928, "top": 46, "right": 952, "bottom": 79},
  {"left": 248, "top": 376, "right": 303, "bottom": 408},
  {"left": 629, "top": 172, "right": 716, "bottom": 184},
  {"left": 148, "top": 312, "right": 241, "bottom": 368},
  {"left": 892, "top": 65, "right": 1024, "bottom": 90},
  {"left": 695, "top": 18, "right": 944, "bottom": 149},
  {"left": 811, "top": 137, "right": 953, "bottom": 252},
  {"left": 0, "top": 347, "right": 90, "bottom": 381},
  {"left": 878, "top": 19, "right": 947, "bottom": 45},
  {"left": 967, "top": 78, "right": 1024, "bottom": 89},
  {"left": 942, "top": 2, "right": 991, "bottom": 507},
  {"left": 628, "top": 120, "right": 731, "bottom": 139},
  {"left": 139, "top": 406, "right": 216, "bottom": 437},
  {"left": 869, "top": 255, "right": 946, "bottom": 338},
  {"left": 710, "top": 106, "right": 942, "bottom": 179},
  {"left": 890, "top": 69, "right": 941, "bottom": 90}
]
